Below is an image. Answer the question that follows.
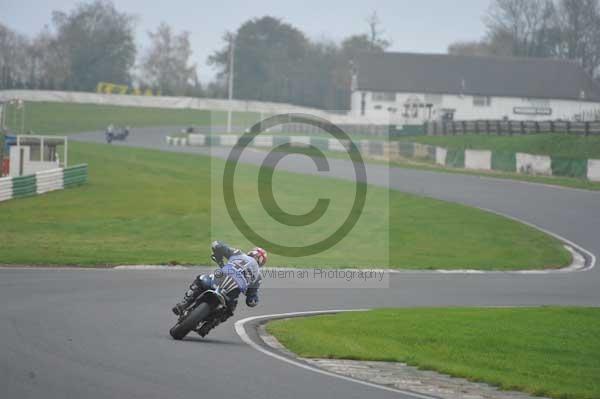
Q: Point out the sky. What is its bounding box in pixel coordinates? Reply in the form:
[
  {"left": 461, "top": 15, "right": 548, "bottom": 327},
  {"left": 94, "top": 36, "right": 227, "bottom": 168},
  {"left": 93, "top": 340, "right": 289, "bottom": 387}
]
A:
[{"left": 1, "top": 0, "right": 490, "bottom": 82}]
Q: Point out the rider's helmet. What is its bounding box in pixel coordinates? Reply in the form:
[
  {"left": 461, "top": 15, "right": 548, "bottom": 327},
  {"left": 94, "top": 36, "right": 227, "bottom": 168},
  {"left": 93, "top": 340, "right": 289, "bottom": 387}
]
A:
[{"left": 248, "top": 247, "right": 267, "bottom": 267}]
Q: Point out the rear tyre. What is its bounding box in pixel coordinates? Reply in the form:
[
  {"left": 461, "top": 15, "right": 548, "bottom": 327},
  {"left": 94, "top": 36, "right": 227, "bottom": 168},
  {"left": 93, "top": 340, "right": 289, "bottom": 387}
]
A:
[{"left": 170, "top": 302, "right": 211, "bottom": 340}]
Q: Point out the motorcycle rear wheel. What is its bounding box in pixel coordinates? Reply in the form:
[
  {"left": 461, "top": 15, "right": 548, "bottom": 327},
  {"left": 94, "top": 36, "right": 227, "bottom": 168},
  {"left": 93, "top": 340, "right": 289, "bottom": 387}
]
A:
[{"left": 170, "top": 302, "right": 211, "bottom": 340}]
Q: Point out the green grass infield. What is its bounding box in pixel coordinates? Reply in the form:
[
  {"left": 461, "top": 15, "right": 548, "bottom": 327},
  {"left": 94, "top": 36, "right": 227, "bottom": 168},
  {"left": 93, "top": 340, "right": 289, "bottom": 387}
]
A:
[
  {"left": 267, "top": 307, "right": 600, "bottom": 399},
  {"left": 0, "top": 142, "right": 569, "bottom": 268}
]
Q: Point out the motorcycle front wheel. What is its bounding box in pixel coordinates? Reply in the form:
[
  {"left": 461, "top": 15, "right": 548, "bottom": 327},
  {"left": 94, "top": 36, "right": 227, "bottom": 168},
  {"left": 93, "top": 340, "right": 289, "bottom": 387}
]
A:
[{"left": 169, "top": 302, "right": 212, "bottom": 340}]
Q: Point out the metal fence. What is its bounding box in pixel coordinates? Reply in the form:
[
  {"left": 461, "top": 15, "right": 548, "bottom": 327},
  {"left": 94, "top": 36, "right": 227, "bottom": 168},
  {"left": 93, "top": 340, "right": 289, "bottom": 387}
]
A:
[{"left": 424, "top": 120, "right": 600, "bottom": 136}]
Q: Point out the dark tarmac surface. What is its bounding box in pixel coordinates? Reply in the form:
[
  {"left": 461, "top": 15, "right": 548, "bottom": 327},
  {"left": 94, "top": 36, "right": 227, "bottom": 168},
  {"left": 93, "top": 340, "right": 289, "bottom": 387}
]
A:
[{"left": 1, "top": 126, "right": 598, "bottom": 398}]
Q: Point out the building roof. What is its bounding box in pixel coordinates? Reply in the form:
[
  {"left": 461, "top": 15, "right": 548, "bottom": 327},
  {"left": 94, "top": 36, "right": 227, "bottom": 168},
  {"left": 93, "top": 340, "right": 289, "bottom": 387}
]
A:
[
  {"left": 355, "top": 52, "right": 600, "bottom": 102},
  {"left": 4, "top": 135, "right": 66, "bottom": 147}
]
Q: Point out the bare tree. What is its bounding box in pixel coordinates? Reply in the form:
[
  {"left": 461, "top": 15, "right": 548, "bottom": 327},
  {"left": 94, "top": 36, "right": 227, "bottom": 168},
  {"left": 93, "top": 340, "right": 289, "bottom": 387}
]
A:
[
  {"left": 140, "top": 22, "right": 198, "bottom": 96},
  {"left": 557, "top": 0, "right": 600, "bottom": 75},
  {"left": 485, "top": 0, "right": 558, "bottom": 57},
  {"left": 365, "top": 11, "right": 391, "bottom": 51},
  {"left": 28, "top": 25, "right": 70, "bottom": 89},
  {"left": 0, "top": 23, "right": 30, "bottom": 89}
]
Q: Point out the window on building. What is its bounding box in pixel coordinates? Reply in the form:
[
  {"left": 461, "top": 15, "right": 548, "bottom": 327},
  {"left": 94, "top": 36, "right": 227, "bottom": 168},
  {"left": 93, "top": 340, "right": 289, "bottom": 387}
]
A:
[
  {"left": 473, "top": 96, "right": 491, "bottom": 107},
  {"left": 372, "top": 92, "right": 396, "bottom": 102}
]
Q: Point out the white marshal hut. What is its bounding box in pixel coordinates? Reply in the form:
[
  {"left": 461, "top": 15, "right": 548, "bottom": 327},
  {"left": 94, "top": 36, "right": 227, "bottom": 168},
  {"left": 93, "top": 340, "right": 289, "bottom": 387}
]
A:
[{"left": 2, "top": 135, "right": 68, "bottom": 177}]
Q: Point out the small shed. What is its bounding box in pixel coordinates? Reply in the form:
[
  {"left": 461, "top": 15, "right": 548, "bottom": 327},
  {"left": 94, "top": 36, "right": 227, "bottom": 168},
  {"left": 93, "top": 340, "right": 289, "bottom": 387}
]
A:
[{"left": 2, "top": 135, "right": 68, "bottom": 177}]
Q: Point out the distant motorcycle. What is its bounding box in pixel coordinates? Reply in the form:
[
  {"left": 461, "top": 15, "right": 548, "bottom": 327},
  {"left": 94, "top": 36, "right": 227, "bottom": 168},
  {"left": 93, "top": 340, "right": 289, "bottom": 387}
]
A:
[
  {"left": 105, "top": 126, "right": 130, "bottom": 144},
  {"left": 169, "top": 257, "right": 234, "bottom": 340}
]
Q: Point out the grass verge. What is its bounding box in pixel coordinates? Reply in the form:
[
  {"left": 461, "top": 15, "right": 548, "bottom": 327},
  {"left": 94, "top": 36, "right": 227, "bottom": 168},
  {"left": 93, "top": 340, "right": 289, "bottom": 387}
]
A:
[
  {"left": 0, "top": 142, "right": 569, "bottom": 268},
  {"left": 402, "top": 133, "right": 600, "bottom": 160},
  {"left": 267, "top": 145, "right": 600, "bottom": 191},
  {"left": 267, "top": 307, "right": 600, "bottom": 399},
  {"left": 388, "top": 157, "right": 600, "bottom": 191},
  {"left": 4, "top": 101, "right": 599, "bottom": 190},
  {"left": 3, "top": 101, "right": 262, "bottom": 135}
]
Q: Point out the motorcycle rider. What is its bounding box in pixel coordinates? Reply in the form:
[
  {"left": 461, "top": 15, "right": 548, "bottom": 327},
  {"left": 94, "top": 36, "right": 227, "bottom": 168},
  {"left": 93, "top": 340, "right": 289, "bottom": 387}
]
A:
[{"left": 172, "top": 241, "right": 267, "bottom": 336}]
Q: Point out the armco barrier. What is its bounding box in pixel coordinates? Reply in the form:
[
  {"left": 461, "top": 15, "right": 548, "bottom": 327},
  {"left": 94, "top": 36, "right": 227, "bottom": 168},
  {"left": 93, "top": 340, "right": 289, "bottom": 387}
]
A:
[
  {"left": 168, "top": 134, "right": 600, "bottom": 183},
  {"left": 0, "top": 164, "right": 87, "bottom": 203}
]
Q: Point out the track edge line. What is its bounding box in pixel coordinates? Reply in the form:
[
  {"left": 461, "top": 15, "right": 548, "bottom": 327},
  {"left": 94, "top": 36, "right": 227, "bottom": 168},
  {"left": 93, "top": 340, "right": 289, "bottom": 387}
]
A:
[{"left": 234, "top": 309, "right": 440, "bottom": 399}]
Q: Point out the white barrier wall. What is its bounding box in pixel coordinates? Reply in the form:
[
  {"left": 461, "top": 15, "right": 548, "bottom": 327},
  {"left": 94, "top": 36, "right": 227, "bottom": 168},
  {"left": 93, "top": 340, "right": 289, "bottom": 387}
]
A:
[
  {"left": 0, "top": 89, "right": 389, "bottom": 126},
  {"left": 36, "top": 168, "right": 64, "bottom": 194},
  {"left": 0, "top": 176, "right": 12, "bottom": 202},
  {"left": 187, "top": 134, "right": 205, "bottom": 146},
  {"left": 413, "top": 143, "right": 430, "bottom": 158},
  {"left": 358, "top": 140, "right": 371, "bottom": 156},
  {"left": 219, "top": 135, "right": 239, "bottom": 146},
  {"left": 169, "top": 137, "right": 187, "bottom": 146},
  {"left": 165, "top": 134, "right": 600, "bottom": 183},
  {"left": 290, "top": 136, "right": 310, "bottom": 146},
  {"left": 0, "top": 90, "right": 322, "bottom": 114},
  {"left": 253, "top": 136, "right": 273, "bottom": 147},
  {"left": 435, "top": 147, "right": 447, "bottom": 165},
  {"left": 328, "top": 139, "right": 347, "bottom": 152},
  {"left": 516, "top": 153, "right": 552, "bottom": 175},
  {"left": 465, "top": 150, "right": 492, "bottom": 170},
  {"left": 588, "top": 159, "right": 600, "bottom": 182}
]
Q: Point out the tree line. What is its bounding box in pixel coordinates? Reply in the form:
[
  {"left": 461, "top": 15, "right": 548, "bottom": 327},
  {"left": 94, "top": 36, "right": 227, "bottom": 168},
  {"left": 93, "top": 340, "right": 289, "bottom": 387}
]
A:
[
  {"left": 0, "top": 1, "right": 201, "bottom": 97},
  {"left": 0, "top": 0, "right": 388, "bottom": 109},
  {"left": 5, "top": 0, "right": 597, "bottom": 111},
  {"left": 448, "top": 0, "right": 600, "bottom": 78}
]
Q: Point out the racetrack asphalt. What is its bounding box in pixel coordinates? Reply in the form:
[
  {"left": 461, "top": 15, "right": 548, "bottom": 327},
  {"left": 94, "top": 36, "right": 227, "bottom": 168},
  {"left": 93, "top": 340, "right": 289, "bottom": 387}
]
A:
[{"left": 1, "top": 126, "right": 599, "bottom": 399}]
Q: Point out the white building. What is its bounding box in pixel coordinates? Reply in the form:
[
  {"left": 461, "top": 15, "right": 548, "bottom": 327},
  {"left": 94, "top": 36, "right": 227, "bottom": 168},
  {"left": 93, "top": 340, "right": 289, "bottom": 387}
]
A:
[{"left": 351, "top": 52, "right": 600, "bottom": 125}]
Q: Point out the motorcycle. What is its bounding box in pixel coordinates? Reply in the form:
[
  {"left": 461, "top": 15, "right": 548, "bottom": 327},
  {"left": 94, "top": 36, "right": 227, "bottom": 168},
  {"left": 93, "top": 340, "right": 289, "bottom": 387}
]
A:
[
  {"left": 169, "top": 257, "right": 235, "bottom": 340},
  {"left": 105, "top": 126, "right": 130, "bottom": 144}
]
